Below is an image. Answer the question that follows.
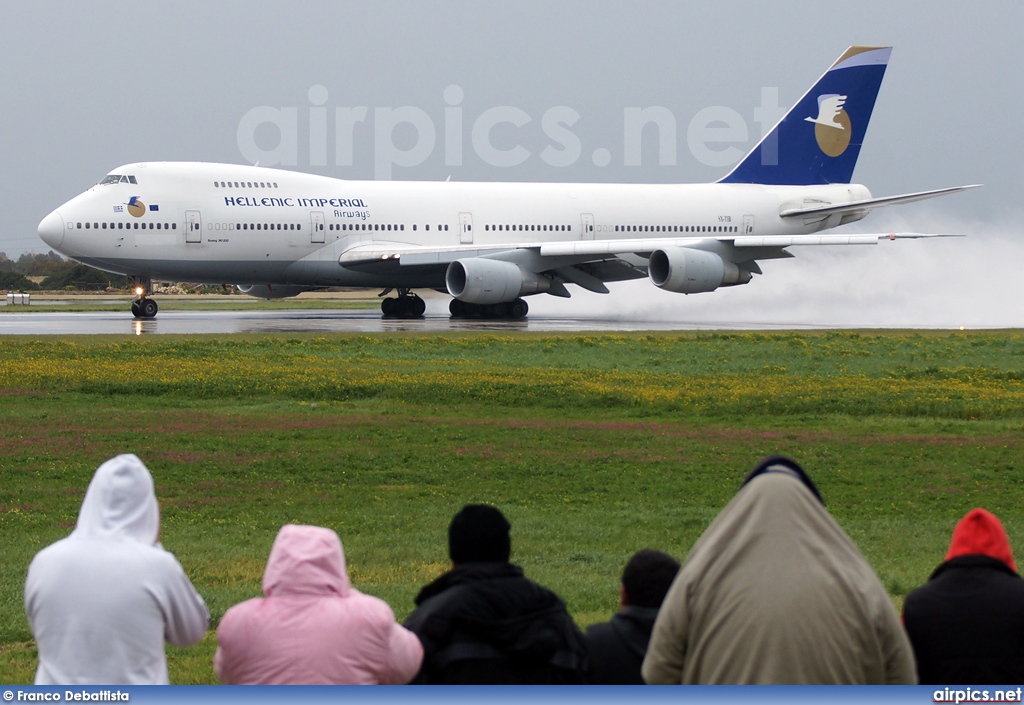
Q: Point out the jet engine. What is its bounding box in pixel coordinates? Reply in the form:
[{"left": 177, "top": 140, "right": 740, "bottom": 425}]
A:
[
  {"left": 445, "top": 258, "right": 551, "bottom": 304},
  {"left": 648, "top": 247, "right": 751, "bottom": 294},
  {"left": 236, "top": 284, "right": 313, "bottom": 299}
]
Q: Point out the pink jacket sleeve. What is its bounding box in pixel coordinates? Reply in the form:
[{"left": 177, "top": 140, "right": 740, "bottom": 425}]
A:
[
  {"left": 380, "top": 622, "right": 423, "bottom": 685},
  {"left": 213, "top": 602, "right": 252, "bottom": 684}
]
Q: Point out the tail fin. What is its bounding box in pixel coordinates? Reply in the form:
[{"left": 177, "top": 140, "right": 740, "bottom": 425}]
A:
[{"left": 719, "top": 46, "right": 891, "bottom": 186}]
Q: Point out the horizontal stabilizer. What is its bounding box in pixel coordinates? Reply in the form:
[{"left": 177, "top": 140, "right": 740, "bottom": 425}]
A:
[{"left": 780, "top": 185, "right": 981, "bottom": 218}]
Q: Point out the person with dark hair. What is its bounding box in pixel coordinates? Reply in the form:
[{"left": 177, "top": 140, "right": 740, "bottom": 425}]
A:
[
  {"left": 902, "top": 508, "right": 1024, "bottom": 684},
  {"left": 403, "top": 504, "right": 588, "bottom": 684},
  {"left": 585, "top": 549, "right": 680, "bottom": 684},
  {"left": 643, "top": 456, "right": 916, "bottom": 684}
]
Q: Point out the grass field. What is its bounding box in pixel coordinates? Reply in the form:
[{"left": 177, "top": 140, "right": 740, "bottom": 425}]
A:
[{"left": 1, "top": 330, "right": 1023, "bottom": 683}]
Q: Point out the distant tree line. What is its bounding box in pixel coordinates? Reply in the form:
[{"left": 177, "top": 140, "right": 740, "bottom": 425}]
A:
[{"left": 0, "top": 251, "right": 128, "bottom": 291}]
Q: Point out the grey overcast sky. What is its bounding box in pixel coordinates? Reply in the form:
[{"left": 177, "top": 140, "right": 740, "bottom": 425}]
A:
[{"left": 3, "top": 1, "right": 1022, "bottom": 325}]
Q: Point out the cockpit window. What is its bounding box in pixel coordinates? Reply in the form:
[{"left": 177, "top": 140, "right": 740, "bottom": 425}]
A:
[{"left": 99, "top": 175, "right": 138, "bottom": 185}]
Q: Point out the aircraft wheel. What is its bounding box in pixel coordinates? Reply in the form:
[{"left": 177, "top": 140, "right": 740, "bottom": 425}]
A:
[
  {"left": 381, "top": 297, "right": 397, "bottom": 317},
  {"left": 408, "top": 295, "right": 426, "bottom": 317},
  {"left": 140, "top": 298, "right": 158, "bottom": 318},
  {"left": 449, "top": 298, "right": 465, "bottom": 318},
  {"left": 131, "top": 300, "right": 142, "bottom": 318},
  {"left": 486, "top": 303, "right": 507, "bottom": 319},
  {"left": 509, "top": 298, "right": 528, "bottom": 319}
]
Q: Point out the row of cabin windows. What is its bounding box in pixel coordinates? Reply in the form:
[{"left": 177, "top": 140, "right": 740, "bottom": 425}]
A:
[
  {"left": 326, "top": 223, "right": 450, "bottom": 232},
  {"left": 73, "top": 219, "right": 736, "bottom": 235},
  {"left": 76, "top": 222, "right": 176, "bottom": 230},
  {"left": 485, "top": 224, "right": 571, "bottom": 232},
  {"left": 209, "top": 223, "right": 301, "bottom": 231},
  {"left": 205, "top": 223, "right": 453, "bottom": 232},
  {"left": 330, "top": 223, "right": 403, "bottom": 232},
  {"left": 209, "top": 224, "right": 454, "bottom": 232},
  {"left": 614, "top": 224, "right": 738, "bottom": 233},
  {"left": 76, "top": 221, "right": 461, "bottom": 233},
  {"left": 213, "top": 181, "right": 279, "bottom": 189}
]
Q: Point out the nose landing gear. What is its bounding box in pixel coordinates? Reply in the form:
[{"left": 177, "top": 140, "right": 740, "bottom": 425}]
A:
[
  {"left": 129, "top": 277, "right": 158, "bottom": 318},
  {"left": 131, "top": 298, "right": 158, "bottom": 318}
]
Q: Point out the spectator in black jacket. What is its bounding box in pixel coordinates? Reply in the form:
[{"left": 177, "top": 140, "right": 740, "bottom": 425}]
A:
[
  {"left": 403, "top": 504, "right": 588, "bottom": 684},
  {"left": 903, "top": 508, "right": 1024, "bottom": 684},
  {"left": 585, "top": 549, "right": 680, "bottom": 684}
]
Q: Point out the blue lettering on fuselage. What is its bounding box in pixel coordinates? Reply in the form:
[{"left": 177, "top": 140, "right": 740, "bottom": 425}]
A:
[{"left": 223, "top": 196, "right": 365, "bottom": 208}]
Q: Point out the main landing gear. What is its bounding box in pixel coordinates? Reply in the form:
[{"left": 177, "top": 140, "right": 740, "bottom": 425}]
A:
[
  {"left": 449, "top": 298, "right": 528, "bottom": 320},
  {"left": 379, "top": 288, "right": 426, "bottom": 318},
  {"left": 129, "top": 276, "right": 158, "bottom": 318}
]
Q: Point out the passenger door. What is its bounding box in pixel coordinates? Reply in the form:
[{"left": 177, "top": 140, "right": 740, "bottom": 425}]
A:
[
  {"left": 459, "top": 212, "right": 473, "bottom": 244},
  {"left": 581, "top": 213, "right": 595, "bottom": 240},
  {"left": 185, "top": 210, "right": 202, "bottom": 243},
  {"left": 310, "top": 211, "right": 325, "bottom": 244}
]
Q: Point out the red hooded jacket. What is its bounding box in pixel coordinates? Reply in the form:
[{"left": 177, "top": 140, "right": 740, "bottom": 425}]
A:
[
  {"left": 903, "top": 508, "right": 1024, "bottom": 684},
  {"left": 945, "top": 508, "right": 1016, "bottom": 572}
]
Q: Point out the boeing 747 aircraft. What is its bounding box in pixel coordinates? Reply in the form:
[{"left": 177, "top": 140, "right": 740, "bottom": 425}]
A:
[{"left": 38, "top": 46, "right": 976, "bottom": 319}]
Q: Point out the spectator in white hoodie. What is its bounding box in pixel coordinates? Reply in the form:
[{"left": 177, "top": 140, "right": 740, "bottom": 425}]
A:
[{"left": 25, "top": 454, "right": 209, "bottom": 684}]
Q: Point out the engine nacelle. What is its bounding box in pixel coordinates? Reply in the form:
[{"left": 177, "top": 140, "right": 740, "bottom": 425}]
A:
[
  {"left": 446, "top": 258, "right": 550, "bottom": 304},
  {"left": 236, "top": 284, "right": 313, "bottom": 299},
  {"left": 648, "top": 247, "right": 751, "bottom": 294}
]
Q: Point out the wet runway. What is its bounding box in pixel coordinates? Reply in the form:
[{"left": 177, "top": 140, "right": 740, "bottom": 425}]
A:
[
  {"left": 0, "top": 308, "right": 782, "bottom": 335},
  {"left": 3, "top": 291, "right": 997, "bottom": 334}
]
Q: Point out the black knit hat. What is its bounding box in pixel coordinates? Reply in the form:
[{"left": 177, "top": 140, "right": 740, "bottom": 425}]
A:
[{"left": 449, "top": 504, "right": 511, "bottom": 563}]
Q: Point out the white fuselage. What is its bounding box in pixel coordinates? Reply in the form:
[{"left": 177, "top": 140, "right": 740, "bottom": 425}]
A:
[{"left": 38, "top": 162, "right": 870, "bottom": 288}]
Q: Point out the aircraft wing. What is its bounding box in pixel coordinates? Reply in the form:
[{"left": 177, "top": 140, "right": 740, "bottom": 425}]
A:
[
  {"left": 338, "top": 232, "right": 957, "bottom": 268},
  {"left": 779, "top": 185, "right": 981, "bottom": 219}
]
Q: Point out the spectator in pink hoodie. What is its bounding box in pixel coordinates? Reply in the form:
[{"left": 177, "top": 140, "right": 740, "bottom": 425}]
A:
[{"left": 214, "top": 524, "right": 423, "bottom": 684}]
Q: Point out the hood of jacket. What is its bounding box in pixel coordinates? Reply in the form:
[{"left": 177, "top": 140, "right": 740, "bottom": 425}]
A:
[
  {"left": 683, "top": 462, "right": 863, "bottom": 578},
  {"left": 944, "top": 508, "right": 1016, "bottom": 572},
  {"left": 262, "top": 524, "right": 351, "bottom": 598},
  {"left": 72, "top": 454, "right": 159, "bottom": 544},
  {"left": 412, "top": 562, "right": 569, "bottom": 659}
]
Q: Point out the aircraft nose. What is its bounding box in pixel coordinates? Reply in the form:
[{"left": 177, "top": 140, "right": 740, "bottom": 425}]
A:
[{"left": 38, "top": 210, "right": 65, "bottom": 249}]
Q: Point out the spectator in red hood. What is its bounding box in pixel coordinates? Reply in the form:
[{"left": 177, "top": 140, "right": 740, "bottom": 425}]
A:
[{"left": 903, "top": 508, "right": 1024, "bottom": 684}]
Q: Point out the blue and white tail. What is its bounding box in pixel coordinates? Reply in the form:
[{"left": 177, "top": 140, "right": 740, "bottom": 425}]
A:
[{"left": 720, "top": 46, "right": 891, "bottom": 186}]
